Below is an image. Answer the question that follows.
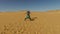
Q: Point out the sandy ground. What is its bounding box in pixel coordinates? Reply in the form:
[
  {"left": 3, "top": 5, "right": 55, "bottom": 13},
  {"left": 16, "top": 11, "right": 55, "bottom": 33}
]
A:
[{"left": 0, "top": 11, "right": 60, "bottom": 34}]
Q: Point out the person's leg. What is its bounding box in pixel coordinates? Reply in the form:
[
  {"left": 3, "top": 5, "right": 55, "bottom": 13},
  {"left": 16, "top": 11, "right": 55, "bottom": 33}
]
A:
[
  {"left": 29, "top": 17, "right": 31, "bottom": 21},
  {"left": 24, "top": 18, "right": 27, "bottom": 21},
  {"left": 24, "top": 15, "right": 28, "bottom": 21}
]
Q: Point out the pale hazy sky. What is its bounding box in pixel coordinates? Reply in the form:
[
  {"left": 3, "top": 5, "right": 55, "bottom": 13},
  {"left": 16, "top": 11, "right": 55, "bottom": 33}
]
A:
[{"left": 0, "top": 0, "right": 60, "bottom": 12}]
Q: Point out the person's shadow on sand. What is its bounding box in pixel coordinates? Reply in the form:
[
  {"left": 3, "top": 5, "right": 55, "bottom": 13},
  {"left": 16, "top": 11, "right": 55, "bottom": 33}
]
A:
[{"left": 31, "top": 17, "right": 37, "bottom": 21}]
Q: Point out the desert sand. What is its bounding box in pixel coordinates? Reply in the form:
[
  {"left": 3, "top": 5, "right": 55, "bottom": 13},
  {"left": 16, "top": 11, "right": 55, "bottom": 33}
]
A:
[{"left": 0, "top": 10, "right": 60, "bottom": 34}]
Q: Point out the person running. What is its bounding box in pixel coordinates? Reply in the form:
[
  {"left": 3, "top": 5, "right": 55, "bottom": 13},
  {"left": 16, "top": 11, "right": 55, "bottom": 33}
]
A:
[{"left": 24, "top": 11, "right": 31, "bottom": 21}]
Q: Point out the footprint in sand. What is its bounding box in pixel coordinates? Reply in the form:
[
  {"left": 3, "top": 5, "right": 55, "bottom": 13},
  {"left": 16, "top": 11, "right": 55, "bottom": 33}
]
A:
[
  {"left": 3, "top": 25, "right": 9, "bottom": 31},
  {"left": 0, "top": 31, "right": 6, "bottom": 34}
]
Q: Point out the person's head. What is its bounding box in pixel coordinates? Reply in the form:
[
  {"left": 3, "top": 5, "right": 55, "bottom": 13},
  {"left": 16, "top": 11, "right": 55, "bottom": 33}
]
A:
[
  {"left": 27, "top": 11, "right": 30, "bottom": 12},
  {"left": 27, "top": 11, "right": 30, "bottom": 14}
]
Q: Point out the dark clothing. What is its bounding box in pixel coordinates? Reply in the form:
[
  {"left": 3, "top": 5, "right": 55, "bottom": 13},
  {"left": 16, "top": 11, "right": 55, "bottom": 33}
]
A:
[{"left": 24, "top": 11, "right": 31, "bottom": 21}]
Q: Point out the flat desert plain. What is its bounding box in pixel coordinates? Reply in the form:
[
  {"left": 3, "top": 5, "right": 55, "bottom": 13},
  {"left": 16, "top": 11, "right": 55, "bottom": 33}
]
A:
[{"left": 0, "top": 10, "right": 60, "bottom": 34}]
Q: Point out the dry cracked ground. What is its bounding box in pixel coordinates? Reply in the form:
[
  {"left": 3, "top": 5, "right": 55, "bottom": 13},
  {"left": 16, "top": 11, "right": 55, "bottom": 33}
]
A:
[{"left": 0, "top": 10, "right": 60, "bottom": 34}]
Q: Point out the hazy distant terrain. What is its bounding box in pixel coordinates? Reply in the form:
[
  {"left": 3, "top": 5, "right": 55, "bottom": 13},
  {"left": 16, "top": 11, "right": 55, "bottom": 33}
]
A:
[{"left": 0, "top": 10, "right": 60, "bottom": 34}]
